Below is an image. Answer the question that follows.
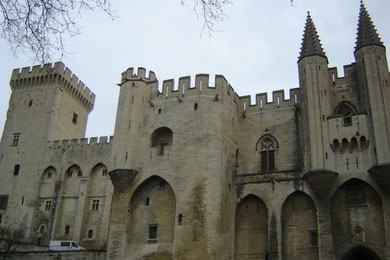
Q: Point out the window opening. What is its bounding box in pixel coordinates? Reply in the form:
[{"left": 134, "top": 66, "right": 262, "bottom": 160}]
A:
[
  {"left": 146, "top": 197, "right": 150, "bottom": 206},
  {"left": 0, "top": 195, "right": 8, "bottom": 209},
  {"left": 159, "top": 180, "right": 166, "bottom": 188},
  {"left": 158, "top": 108, "right": 162, "bottom": 114},
  {"left": 260, "top": 137, "right": 276, "bottom": 171},
  {"left": 47, "top": 171, "right": 52, "bottom": 178},
  {"left": 178, "top": 214, "right": 183, "bottom": 225},
  {"left": 92, "top": 200, "right": 100, "bottom": 210},
  {"left": 72, "top": 113, "right": 78, "bottom": 125},
  {"left": 0, "top": 213, "right": 2, "bottom": 224},
  {"left": 13, "top": 164, "right": 20, "bottom": 175},
  {"left": 40, "top": 225, "right": 45, "bottom": 233},
  {"left": 12, "top": 134, "right": 20, "bottom": 146},
  {"left": 78, "top": 170, "right": 82, "bottom": 177},
  {"left": 67, "top": 170, "right": 72, "bottom": 178},
  {"left": 148, "top": 225, "right": 158, "bottom": 240},
  {"left": 21, "top": 196, "right": 24, "bottom": 205},
  {"left": 45, "top": 200, "right": 52, "bottom": 211},
  {"left": 194, "top": 103, "right": 198, "bottom": 110},
  {"left": 88, "top": 229, "right": 94, "bottom": 239},
  {"left": 346, "top": 183, "right": 366, "bottom": 206},
  {"left": 65, "top": 225, "right": 70, "bottom": 235},
  {"left": 309, "top": 230, "right": 318, "bottom": 247},
  {"left": 102, "top": 168, "right": 108, "bottom": 176},
  {"left": 28, "top": 100, "right": 33, "bottom": 107}
]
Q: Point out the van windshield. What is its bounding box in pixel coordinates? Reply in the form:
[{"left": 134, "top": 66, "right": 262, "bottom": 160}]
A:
[{"left": 72, "top": 242, "right": 78, "bottom": 247}]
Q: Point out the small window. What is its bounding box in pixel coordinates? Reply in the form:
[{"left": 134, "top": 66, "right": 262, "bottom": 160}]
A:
[
  {"left": 28, "top": 100, "right": 33, "bottom": 107},
  {"left": 45, "top": 200, "right": 52, "bottom": 211},
  {"left": 12, "top": 134, "right": 20, "bottom": 146},
  {"left": 77, "top": 170, "right": 82, "bottom": 177},
  {"left": 0, "top": 213, "right": 2, "bottom": 224},
  {"left": 102, "top": 168, "right": 108, "bottom": 176},
  {"left": 88, "top": 229, "right": 94, "bottom": 239},
  {"left": 158, "top": 108, "right": 162, "bottom": 114},
  {"left": 194, "top": 103, "right": 198, "bottom": 110},
  {"left": 159, "top": 180, "right": 166, "bottom": 188},
  {"left": 309, "top": 230, "right": 318, "bottom": 247},
  {"left": 343, "top": 116, "right": 352, "bottom": 126},
  {"left": 13, "top": 164, "right": 20, "bottom": 175},
  {"left": 47, "top": 171, "right": 52, "bottom": 178},
  {"left": 148, "top": 225, "right": 158, "bottom": 240},
  {"left": 159, "top": 143, "right": 167, "bottom": 155},
  {"left": 40, "top": 225, "right": 45, "bottom": 233},
  {"left": 92, "top": 200, "right": 100, "bottom": 210},
  {"left": 146, "top": 197, "right": 150, "bottom": 206},
  {"left": 72, "top": 113, "right": 78, "bottom": 125},
  {"left": 21, "top": 196, "right": 24, "bottom": 205},
  {"left": 65, "top": 225, "right": 70, "bottom": 235},
  {"left": 0, "top": 195, "right": 8, "bottom": 209},
  {"left": 178, "top": 214, "right": 183, "bottom": 225}
]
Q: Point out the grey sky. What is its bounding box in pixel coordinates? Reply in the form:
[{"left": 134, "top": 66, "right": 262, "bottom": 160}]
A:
[{"left": 1, "top": 0, "right": 389, "bottom": 139}]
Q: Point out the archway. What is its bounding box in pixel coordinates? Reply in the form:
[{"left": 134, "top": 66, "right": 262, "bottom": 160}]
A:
[
  {"left": 342, "top": 246, "right": 380, "bottom": 260},
  {"left": 234, "top": 195, "right": 268, "bottom": 260}
]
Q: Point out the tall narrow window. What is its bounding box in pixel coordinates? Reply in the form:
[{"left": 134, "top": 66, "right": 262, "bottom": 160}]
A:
[
  {"left": 12, "top": 134, "right": 20, "bottom": 146},
  {"left": 309, "top": 230, "right": 318, "bottom": 247},
  {"left": 88, "top": 229, "right": 94, "bottom": 239},
  {"left": 0, "top": 195, "right": 8, "bottom": 209},
  {"left": 0, "top": 213, "right": 2, "bottom": 223},
  {"left": 259, "top": 137, "right": 276, "bottom": 171},
  {"left": 13, "top": 164, "right": 20, "bottom": 175}
]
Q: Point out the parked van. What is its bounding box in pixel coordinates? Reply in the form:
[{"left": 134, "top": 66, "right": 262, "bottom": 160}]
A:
[{"left": 49, "top": 241, "right": 86, "bottom": 251}]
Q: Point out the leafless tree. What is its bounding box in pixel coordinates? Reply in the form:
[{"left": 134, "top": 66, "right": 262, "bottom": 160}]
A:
[
  {"left": 0, "top": 0, "right": 114, "bottom": 62},
  {"left": 181, "top": 0, "right": 233, "bottom": 35},
  {"left": 0, "top": 226, "right": 25, "bottom": 260}
]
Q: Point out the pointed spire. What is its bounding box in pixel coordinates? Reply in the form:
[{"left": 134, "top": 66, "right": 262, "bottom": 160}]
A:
[
  {"left": 299, "top": 12, "right": 327, "bottom": 62},
  {"left": 355, "top": 1, "right": 384, "bottom": 52}
]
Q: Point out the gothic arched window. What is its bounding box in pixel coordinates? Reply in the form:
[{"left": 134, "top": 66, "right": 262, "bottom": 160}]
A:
[
  {"left": 260, "top": 137, "right": 276, "bottom": 172},
  {"left": 334, "top": 101, "right": 357, "bottom": 126}
]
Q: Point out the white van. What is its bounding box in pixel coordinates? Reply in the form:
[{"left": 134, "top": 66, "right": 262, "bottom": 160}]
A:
[{"left": 49, "top": 241, "right": 86, "bottom": 251}]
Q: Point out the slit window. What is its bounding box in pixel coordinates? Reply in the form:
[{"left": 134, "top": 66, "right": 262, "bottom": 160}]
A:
[
  {"left": 72, "top": 113, "right": 78, "bottom": 125},
  {"left": 92, "top": 200, "right": 100, "bottom": 210},
  {"left": 45, "top": 200, "right": 52, "bottom": 211},
  {"left": 65, "top": 225, "right": 70, "bottom": 235},
  {"left": 13, "top": 164, "right": 20, "bottom": 175}
]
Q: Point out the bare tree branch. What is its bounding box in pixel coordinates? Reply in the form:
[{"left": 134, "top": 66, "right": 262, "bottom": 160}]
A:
[{"left": 0, "top": 0, "right": 115, "bottom": 62}]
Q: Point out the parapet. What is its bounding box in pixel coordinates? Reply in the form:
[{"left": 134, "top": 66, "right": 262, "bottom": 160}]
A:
[
  {"left": 48, "top": 136, "right": 113, "bottom": 149},
  {"left": 10, "top": 62, "right": 95, "bottom": 112},
  {"left": 120, "top": 67, "right": 157, "bottom": 84}
]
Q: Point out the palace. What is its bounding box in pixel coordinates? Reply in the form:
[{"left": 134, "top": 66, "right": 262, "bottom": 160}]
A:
[{"left": 0, "top": 2, "right": 389, "bottom": 260}]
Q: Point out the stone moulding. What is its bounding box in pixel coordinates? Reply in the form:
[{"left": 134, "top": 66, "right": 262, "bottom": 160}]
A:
[
  {"left": 368, "top": 163, "right": 390, "bottom": 195},
  {"left": 108, "top": 169, "right": 138, "bottom": 193},
  {"left": 303, "top": 169, "right": 338, "bottom": 200}
]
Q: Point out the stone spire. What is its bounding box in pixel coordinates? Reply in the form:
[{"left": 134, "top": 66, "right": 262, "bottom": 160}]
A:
[
  {"left": 299, "top": 12, "right": 327, "bottom": 62},
  {"left": 355, "top": 1, "right": 384, "bottom": 52}
]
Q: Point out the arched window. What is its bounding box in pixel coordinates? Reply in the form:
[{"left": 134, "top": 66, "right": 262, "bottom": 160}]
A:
[
  {"left": 88, "top": 229, "right": 93, "bottom": 239},
  {"left": 40, "top": 225, "right": 45, "bottom": 233},
  {"left": 151, "top": 127, "right": 173, "bottom": 155},
  {"left": 333, "top": 139, "right": 340, "bottom": 152},
  {"left": 334, "top": 101, "right": 356, "bottom": 126},
  {"left": 259, "top": 137, "right": 276, "bottom": 171}
]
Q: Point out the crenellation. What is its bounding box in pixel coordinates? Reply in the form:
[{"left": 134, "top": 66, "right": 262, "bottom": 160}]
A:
[
  {"left": 47, "top": 136, "right": 113, "bottom": 149},
  {"left": 120, "top": 67, "right": 157, "bottom": 84}
]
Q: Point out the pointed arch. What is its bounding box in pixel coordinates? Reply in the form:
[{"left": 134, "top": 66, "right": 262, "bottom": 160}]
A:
[
  {"left": 235, "top": 194, "right": 268, "bottom": 260},
  {"left": 342, "top": 245, "right": 380, "bottom": 260},
  {"left": 256, "top": 132, "right": 278, "bottom": 172},
  {"left": 127, "top": 176, "right": 176, "bottom": 251},
  {"left": 39, "top": 166, "right": 57, "bottom": 197},
  {"left": 282, "top": 191, "right": 319, "bottom": 260},
  {"left": 331, "top": 179, "right": 386, "bottom": 259}
]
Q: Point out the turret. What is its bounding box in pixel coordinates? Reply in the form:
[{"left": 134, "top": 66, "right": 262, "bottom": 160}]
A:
[
  {"left": 110, "top": 67, "right": 157, "bottom": 169},
  {"left": 354, "top": 1, "right": 390, "bottom": 165},
  {"left": 298, "top": 13, "right": 332, "bottom": 171}
]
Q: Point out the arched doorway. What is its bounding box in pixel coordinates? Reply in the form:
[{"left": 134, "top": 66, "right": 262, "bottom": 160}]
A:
[{"left": 342, "top": 246, "right": 380, "bottom": 260}]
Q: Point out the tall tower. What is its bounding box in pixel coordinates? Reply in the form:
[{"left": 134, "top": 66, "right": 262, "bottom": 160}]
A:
[
  {"left": 298, "top": 13, "right": 332, "bottom": 171},
  {"left": 0, "top": 62, "right": 94, "bottom": 234},
  {"left": 354, "top": 2, "right": 390, "bottom": 165}
]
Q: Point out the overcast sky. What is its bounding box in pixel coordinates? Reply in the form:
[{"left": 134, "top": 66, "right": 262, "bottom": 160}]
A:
[{"left": 0, "top": 0, "right": 389, "bottom": 139}]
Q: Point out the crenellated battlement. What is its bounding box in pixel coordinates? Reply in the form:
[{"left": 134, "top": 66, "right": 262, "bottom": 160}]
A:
[
  {"left": 47, "top": 135, "right": 113, "bottom": 149},
  {"left": 10, "top": 62, "right": 95, "bottom": 112},
  {"left": 329, "top": 63, "right": 357, "bottom": 84},
  {"left": 120, "top": 67, "right": 157, "bottom": 84},
  {"left": 144, "top": 69, "right": 300, "bottom": 113}
]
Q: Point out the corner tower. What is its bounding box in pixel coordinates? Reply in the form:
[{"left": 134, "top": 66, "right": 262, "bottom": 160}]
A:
[
  {"left": 298, "top": 13, "right": 332, "bottom": 171},
  {"left": 354, "top": 1, "right": 390, "bottom": 165}
]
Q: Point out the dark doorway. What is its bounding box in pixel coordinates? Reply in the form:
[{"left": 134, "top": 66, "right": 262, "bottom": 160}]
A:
[{"left": 342, "top": 246, "right": 380, "bottom": 260}]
